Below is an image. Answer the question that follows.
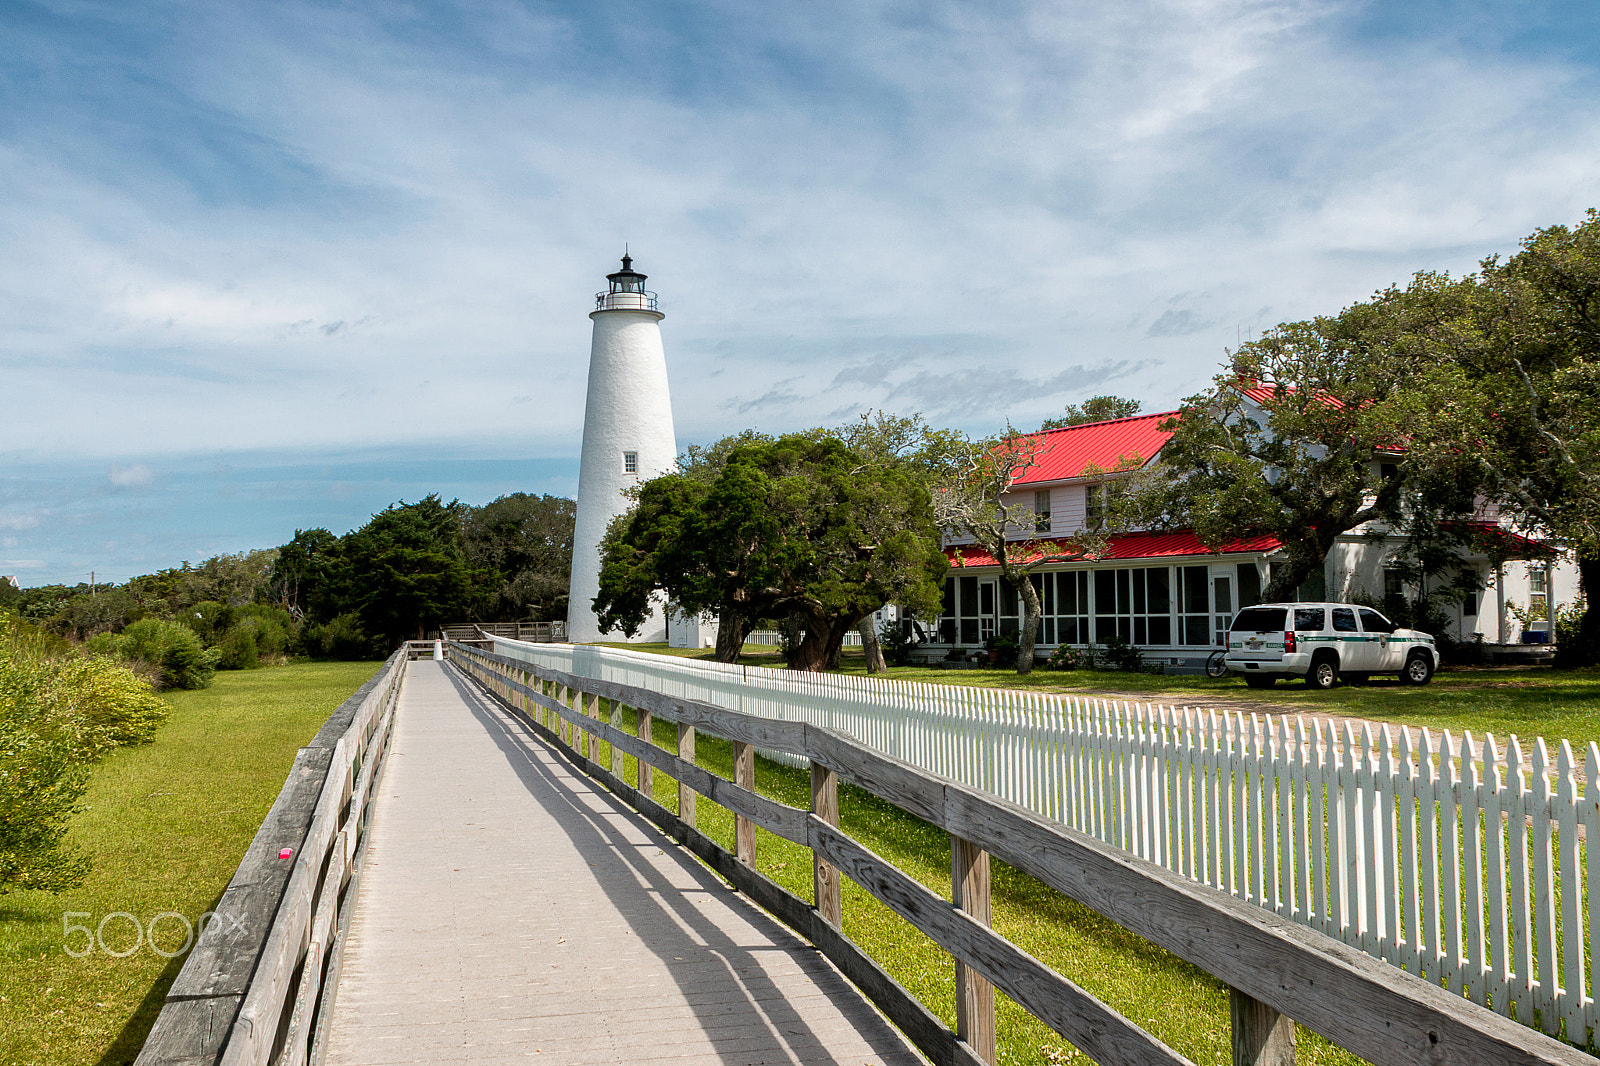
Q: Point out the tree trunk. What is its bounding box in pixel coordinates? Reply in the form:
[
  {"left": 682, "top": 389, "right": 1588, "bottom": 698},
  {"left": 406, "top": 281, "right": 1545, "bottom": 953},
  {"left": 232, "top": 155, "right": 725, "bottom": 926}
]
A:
[
  {"left": 1262, "top": 545, "right": 1323, "bottom": 602},
  {"left": 859, "top": 616, "right": 887, "bottom": 674},
  {"left": 714, "top": 606, "right": 747, "bottom": 664},
  {"left": 789, "top": 624, "right": 831, "bottom": 671},
  {"left": 1015, "top": 574, "right": 1042, "bottom": 675},
  {"left": 1559, "top": 553, "right": 1600, "bottom": 668},
  {"left": 789, "top": 614, "right": 857, "bottom": 672}
]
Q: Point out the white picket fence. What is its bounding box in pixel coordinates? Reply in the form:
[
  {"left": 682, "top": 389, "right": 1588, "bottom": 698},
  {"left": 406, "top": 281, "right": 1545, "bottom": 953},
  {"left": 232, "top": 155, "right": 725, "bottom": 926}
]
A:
[{"left": 487, "top": 637, "right": 1598, "bottom": 1044}]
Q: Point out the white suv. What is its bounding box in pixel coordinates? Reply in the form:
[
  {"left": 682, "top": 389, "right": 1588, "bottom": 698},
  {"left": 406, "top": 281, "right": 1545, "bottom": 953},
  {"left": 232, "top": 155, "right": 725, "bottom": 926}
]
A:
[{"left": 1224, "top": 602, "right": 1437, "bottom": 690}]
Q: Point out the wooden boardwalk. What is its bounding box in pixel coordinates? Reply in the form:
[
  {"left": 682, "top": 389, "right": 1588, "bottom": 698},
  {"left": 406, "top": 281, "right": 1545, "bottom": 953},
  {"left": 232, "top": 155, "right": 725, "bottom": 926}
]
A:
[{"left": 322, "top": 660, "right": 925, "bottom": 1066}]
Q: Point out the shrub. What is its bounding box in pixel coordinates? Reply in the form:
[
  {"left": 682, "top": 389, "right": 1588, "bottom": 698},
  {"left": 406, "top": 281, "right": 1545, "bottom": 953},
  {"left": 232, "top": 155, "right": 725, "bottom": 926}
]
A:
[
  {"left": 1045, "top": 645, "right": 1085, "bottom": 670},
  {"left": 109, "top": 618, "right": 217, "bottom": 690},
  {"left": 1, "top": 611, "right": 169, "bottom": 893},
  {"left": 985, "top": 631, "right": 1020, "bottom": 668},
  {"left": 1099, "top": 635, "right": 1144, "bottom": 671},
  {"left": 307, "top": 612, "right": 372, "bottom": 660},
  {"left": 879, "top": 619, "right": 918, "bottom": 667}
]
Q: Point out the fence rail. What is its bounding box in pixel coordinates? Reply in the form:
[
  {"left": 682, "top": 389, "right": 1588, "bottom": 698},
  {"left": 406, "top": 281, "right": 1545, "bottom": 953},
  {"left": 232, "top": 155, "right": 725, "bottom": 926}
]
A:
[
  {"left": 135, "top": 649, "right": 407, "bottom": 1066},
  {"left": 448, "top": 638, "right": 1590, "bottom": 1066},
  {"left": 486, "top": 636, "right": 1600, "bottom": 1045}
]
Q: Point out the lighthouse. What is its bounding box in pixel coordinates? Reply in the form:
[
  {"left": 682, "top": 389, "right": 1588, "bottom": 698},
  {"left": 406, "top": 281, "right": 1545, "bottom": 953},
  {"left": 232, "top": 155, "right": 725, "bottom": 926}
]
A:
[{"left": 566, "top": 254, "right": 678, "bottom": 643}]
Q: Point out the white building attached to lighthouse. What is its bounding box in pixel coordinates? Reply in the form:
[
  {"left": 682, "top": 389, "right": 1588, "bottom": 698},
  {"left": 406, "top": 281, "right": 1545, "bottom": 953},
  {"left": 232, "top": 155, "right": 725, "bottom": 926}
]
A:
[{"left": 566, "top": 255, "right": 678, "bottom": 643}]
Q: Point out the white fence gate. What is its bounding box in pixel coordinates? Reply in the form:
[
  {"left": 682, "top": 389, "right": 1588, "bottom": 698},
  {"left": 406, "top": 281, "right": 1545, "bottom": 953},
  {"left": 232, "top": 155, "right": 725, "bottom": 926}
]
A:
[{"left": 485, "top": 637, "right": 1598, "bottom": 1044}]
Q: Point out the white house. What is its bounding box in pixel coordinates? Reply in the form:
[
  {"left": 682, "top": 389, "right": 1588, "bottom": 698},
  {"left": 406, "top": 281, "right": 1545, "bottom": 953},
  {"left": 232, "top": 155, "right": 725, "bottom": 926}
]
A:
[{"left": 923, "top": 400, "right": 1576, "bottom": 668}]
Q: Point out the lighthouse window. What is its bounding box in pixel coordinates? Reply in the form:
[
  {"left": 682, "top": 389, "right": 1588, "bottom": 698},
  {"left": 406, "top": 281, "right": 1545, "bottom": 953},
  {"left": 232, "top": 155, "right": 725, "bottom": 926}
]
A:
[{"left": 623, "top": 451, "right": 638, "bottom": 474}]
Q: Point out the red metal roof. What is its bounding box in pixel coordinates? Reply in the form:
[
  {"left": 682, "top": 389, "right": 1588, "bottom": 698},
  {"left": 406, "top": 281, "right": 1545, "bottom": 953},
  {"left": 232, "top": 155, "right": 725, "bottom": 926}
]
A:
[
  {"left": 1008, "top": 411, "right": 1179, "bottom": 485},
  {"left": 948, "top": 530, "right": 1282, "bottom": 568},
  {"left": 1445, "top": 521, "right": 1556, "bottom": 558}
]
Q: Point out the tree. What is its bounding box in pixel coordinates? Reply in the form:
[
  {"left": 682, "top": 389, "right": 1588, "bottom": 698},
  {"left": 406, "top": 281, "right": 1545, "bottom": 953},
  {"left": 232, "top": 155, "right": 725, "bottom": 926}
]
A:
[
  {"left": 931, "top": 427, "right": 1115, "bottom": 674},
  {"left": 1039, "top": 395, "right": 1142, "bottom": 431},
  {"left": 823, "top": 411, "right": 963, "bottom": 671},
  {"left": 1120, "top": 294, "right": 1440, "bottom": 601},
  {"left": 460, "top": 493, "right": 575, "bottom": 622},
  {"left": 264, "top": 528, "right": 343, "bottom": 624},
  {"left": 596, "top": 435, "right": 947, "bottom": 671},
  {"left": 1400, "top": 213, "right": 1600, "bottom": 663},
  {"left": 339, "top": 496, "right": 489, "bottom": 649}
]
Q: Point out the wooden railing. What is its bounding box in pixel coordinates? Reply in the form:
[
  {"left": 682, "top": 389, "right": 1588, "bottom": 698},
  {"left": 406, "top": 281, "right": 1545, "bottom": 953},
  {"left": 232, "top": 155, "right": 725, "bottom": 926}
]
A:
[
  {"left": 439, "top": 621, "right": 565, "bottom": 643},
  {"left": 447, "top": 639, "right": 1591, "bottom": 1066},
  {"left": 487, "top": 637, "right": 1600, "bottom": 1039},
  {"left": 135, "top": 650, "right": 407, "bottom": 1066}
]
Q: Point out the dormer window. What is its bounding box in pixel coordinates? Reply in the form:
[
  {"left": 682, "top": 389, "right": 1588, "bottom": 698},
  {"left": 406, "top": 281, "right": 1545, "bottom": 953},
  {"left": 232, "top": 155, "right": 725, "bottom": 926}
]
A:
[{"left": 623, "top": 451, "right": 638, "bottom": 474}]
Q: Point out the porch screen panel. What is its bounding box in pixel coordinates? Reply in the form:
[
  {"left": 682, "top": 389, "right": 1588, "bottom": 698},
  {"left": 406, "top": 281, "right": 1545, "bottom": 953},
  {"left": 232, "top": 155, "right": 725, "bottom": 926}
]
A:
[
  {"left": 1093, "top": 567, "right": 1173, "bottom": 645},
  {"left": 1048, "top": 571, "right": 1090, "bottom": 644},
  {"left": 959, "top": 575, "right": 980, "bottom": 645},
  {"left": 938, "top": 577, "right": 957, "bottom": 643},
  {"left": 1178, "top": 565, "right": 1210, "bottom": 645},
  {"left": 1237, "top": 563, "right": 1261, "bottom": 608},
  {"left": 999, "top": 577, "right": 1020, "bottom": 636}
]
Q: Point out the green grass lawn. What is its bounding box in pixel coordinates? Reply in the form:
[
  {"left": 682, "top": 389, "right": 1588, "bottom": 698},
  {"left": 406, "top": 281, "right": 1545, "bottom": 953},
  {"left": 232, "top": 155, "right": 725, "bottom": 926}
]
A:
[
  {"left": 0, "top": 661, "right": 382, "bottom": 1066},
  {"left": 11, "top": 647, "right": 1591, "bottom": 1066}
]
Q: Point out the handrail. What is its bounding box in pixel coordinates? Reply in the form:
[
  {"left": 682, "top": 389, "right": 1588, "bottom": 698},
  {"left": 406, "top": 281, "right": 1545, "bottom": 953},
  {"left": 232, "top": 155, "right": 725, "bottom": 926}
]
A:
[
  {"left": 135, "top": 650, "right": 408, "bottom": 1066},
  {"left": 446, "top": 639, "right": 1591, "bottom": 1066}
]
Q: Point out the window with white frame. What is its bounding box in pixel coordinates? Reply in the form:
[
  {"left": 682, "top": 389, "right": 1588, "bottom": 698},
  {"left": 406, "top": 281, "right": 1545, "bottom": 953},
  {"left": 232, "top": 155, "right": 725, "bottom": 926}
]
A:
[
  {"left": 623, "top": 451, "right": 638, "bottom": 474},
  {"left": 1529, "top": 565, "right": 1549, "bottom": 624},
  {"left": 1033, "top": 490, "right": 1051, "bottom": 533}
]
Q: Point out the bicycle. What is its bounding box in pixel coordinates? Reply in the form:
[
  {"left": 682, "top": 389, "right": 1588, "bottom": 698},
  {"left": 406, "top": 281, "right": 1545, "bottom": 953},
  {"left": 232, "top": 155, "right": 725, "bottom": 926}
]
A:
[{"left": 1205, "top": 649, "right": 1230, "bottom": 678}]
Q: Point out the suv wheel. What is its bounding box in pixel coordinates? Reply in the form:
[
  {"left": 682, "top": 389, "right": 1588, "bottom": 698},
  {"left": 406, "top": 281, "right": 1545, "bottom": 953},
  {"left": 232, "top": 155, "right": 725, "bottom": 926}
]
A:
[
  {"left": 1243, "top": 675, "right": 1276, "bottom": 689},
  {"left": 1306, "top": 654, "right": 1339, "bottom": 690},
  {"left": 1400, "top": 650, "right": 1434, "bottom": 686}
]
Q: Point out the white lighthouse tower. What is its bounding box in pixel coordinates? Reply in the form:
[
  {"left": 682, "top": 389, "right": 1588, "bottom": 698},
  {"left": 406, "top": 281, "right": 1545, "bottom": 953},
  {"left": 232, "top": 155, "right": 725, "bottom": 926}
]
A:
[{"left": 566, "top": 254, "right": 677, "bottom": 643}]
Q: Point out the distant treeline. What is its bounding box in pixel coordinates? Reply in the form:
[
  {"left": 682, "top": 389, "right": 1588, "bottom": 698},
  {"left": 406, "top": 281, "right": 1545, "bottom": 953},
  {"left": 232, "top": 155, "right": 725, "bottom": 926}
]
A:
[{"left": 0, "top": 492, "right": 575, "bottom": 672}]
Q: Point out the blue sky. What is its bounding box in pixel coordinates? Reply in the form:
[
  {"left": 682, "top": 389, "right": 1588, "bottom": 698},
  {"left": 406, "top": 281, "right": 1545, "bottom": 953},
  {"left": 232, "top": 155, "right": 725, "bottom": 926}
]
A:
[{"left": 3, "top": 0, "right": 1599, "bottom": 586}]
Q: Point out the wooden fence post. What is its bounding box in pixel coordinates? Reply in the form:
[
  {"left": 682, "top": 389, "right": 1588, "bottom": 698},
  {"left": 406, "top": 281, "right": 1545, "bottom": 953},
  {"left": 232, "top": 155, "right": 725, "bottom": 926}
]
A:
[
  {"left": 811, "top": 761, "right": 841, "bottom": 928},
  {"left": 734, "top": 741, "right": 756, "bottom": 865},
  {"left": 953, "top": 834, "right": 996, "bottom": 1065},
  {"left": 1230, "top": 987, "right": 1295, "bottom": 1066},
  {"left": 585, "top": 691, "right": 599, "bottom": 763},
  {"left": 638, "top": 706, "right": 653, "bottom": 800},
  {"left": 610, "top": 699, "right": 625, "bottom": 779},
  {"left": 678, "top": 723, "right": 696, "bottom": 827}
]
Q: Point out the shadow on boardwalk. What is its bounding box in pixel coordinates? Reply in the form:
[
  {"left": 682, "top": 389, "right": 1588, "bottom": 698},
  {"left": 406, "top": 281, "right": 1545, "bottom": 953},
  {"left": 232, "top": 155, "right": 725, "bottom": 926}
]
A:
[{"left": 437, "top": 666, "right": 922, "bottom": 1065}]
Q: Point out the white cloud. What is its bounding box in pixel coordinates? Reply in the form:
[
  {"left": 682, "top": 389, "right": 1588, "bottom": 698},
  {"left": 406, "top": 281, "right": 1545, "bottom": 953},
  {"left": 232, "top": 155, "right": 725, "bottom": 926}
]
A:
[
  {"left": 109, "top": 464, "right": 155, "bottom": 487},
  {"left": 0, "top": 511, "right": 44, "bottom": 531},
  {"left": 0, "top": 0, "right": 1595, "bottom": 469}
]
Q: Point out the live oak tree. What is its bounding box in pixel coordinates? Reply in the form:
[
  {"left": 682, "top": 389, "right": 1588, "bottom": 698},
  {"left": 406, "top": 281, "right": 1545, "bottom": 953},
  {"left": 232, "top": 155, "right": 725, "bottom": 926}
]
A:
[
  {"left": 595, "top": 435, "right": 947, "bottom": 672},
  {"left": 1119, "top": 297, "right": 1435, "bottom": 602},
  {"left": 1122, "top": 211, "right": 1600, "bottom": 663},
  {"left": 825, "top": 411, "right": 963, "bottom": 672},
  {"left": 1400, "top": 213, "right": 1600, "bottom": 663}
]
